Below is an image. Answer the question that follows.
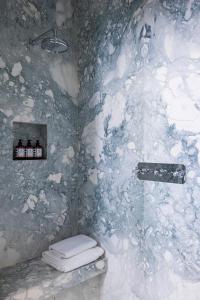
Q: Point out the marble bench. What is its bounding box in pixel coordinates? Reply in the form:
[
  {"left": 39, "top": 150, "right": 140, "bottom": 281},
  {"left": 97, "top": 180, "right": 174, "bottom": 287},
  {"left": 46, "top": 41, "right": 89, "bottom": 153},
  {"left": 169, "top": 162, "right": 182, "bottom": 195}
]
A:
[{"left": 0, "top": 257, "right": 107, "bottom": 300}]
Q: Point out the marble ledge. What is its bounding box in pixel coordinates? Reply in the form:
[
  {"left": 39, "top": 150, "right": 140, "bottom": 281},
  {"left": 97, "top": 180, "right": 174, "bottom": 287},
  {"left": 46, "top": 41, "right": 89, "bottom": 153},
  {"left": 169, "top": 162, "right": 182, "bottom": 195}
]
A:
[{"left": 0, "top": 257, "right": 107, "bottom": 300}]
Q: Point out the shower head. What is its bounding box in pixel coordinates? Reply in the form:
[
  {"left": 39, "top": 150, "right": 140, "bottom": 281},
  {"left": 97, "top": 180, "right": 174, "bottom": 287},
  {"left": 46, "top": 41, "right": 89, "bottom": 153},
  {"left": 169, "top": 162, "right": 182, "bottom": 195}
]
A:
[
  {"left": 29, "top": 29, "right": 69, "bottom": 54},
  {"left": 41, "top": 37, "right": 69, "bottom": 54}
]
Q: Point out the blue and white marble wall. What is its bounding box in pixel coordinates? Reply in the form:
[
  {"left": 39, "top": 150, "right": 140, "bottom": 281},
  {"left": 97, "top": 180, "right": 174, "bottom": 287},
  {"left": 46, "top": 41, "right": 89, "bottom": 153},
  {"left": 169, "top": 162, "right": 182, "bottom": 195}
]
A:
[
  {"left": 142, "top": 1, "right": 200, "bottom": 299},
  {"left": 0, "top": 0, "right": 79, "bottom": 268},
  {"left": 76, "top": 0, "right": 200, "bottom": 299},
  {"left": 2, "top": 0, "right": 200, "bottom": 299},
  {"left": 76, "top": 1, "right": 146, "bottom": 299}
]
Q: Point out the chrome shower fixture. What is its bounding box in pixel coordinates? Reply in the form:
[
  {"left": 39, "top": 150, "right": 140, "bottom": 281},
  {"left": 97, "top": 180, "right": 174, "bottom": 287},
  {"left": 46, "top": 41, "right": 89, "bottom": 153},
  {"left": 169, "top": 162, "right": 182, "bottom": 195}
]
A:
[
  {"left": 136, "top": 162, "right": 186, "bottom": 184},
  {"left": 29, "top": 28, "right": 69, "bottom": 54}
]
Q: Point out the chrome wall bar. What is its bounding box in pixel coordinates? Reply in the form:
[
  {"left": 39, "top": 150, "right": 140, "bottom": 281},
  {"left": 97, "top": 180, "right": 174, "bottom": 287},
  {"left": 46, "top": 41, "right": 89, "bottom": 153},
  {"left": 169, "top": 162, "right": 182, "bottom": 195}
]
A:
[{"left": 136, "top": 163, "right": 186, "bottom": 184}]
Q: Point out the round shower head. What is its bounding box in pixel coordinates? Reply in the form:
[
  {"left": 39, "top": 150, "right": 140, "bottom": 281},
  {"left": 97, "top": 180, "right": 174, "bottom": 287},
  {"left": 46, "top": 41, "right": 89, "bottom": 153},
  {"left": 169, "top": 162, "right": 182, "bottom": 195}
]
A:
[{"left": 41, "top": 37, "right": 69, "bottom": 54}]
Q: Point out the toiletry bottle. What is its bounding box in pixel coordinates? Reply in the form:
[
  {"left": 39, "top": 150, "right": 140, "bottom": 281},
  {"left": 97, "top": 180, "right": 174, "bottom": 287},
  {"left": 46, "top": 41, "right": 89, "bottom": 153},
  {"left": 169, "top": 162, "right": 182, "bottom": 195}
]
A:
[
  {"left": 34, "top": 140, "right": 43, "bottom": 158},
  {"left": 26, "top": 140, "right": 34, "bottom": 158},
  {"left": 15, "top": 139, "right": 25, "bottom": 158}
]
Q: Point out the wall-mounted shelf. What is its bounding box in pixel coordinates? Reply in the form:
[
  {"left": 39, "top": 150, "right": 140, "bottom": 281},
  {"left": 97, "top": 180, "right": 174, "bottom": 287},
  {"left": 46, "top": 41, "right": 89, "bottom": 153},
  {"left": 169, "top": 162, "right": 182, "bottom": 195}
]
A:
[
  {"left": 13, "top": 122, "right": 47, "bottom": 160},
  {"left": 0, "top": 257, "right": 107, "bottom": 299},
  {"left": 14, "top": 157, "right": 47, "bottom": 161}
]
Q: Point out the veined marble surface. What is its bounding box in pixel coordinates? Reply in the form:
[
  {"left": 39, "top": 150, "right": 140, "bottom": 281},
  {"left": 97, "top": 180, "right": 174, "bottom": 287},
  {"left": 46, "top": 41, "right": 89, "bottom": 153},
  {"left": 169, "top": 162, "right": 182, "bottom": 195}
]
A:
[
  {"left": 0, "top": 257, "right": 106, "bottom": 300},
  {"left": 2, "top": 0, "right": 200, "bottom": 299},
  {"left": 48, "top": 276, "right": 102, "bottom": 300},
  {"left": 76, "top": 0, "right": 200, "bottom": 299},
  {"left": 0, "top": 0, "right": 79, "bottom": 269}
]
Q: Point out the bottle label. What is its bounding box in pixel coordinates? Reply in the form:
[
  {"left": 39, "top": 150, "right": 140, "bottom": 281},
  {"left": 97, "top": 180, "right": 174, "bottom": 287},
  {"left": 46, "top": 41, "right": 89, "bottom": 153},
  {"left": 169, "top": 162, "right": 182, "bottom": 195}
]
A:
[
  {"left": 16, "top": 148, "right": 25, "bottom": 158},
  {"left": 26, "top": 148, "right": 33, "bottom": 157},
  {"left": 35, "top": 148, "right": 42, "bottom": 158}
]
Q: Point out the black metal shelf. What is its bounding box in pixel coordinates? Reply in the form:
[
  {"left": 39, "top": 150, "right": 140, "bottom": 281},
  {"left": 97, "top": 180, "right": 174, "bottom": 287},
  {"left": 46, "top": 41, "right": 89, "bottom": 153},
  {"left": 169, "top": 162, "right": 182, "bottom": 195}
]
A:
[{"left": 13, "top": 157, "right": 47, "bottom": 161}]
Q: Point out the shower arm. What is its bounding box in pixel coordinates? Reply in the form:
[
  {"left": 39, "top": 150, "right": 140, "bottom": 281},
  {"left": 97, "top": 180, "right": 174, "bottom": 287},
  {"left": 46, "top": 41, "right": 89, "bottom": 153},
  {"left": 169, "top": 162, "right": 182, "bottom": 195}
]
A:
[{"left": 29, "top": 28, "right": 55, "bottom": 46}]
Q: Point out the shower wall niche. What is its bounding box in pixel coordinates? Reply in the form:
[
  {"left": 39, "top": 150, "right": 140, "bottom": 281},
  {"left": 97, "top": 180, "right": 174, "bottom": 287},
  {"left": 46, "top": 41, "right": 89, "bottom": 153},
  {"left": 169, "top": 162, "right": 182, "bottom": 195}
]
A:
[{"left": 13, "top": 122, "right": 47, "bottom": 160}]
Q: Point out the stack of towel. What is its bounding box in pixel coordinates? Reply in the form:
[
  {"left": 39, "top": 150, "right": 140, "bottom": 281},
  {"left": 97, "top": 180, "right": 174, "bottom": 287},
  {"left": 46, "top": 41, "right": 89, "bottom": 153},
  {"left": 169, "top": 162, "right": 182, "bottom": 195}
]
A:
[{"left": 42, "top": 234, "right": 104, "bottom": 272}]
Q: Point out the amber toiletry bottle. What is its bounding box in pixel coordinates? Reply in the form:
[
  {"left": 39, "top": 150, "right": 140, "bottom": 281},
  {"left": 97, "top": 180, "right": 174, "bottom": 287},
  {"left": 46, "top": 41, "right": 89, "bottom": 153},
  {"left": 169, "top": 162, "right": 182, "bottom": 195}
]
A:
[
  {"left": 34, "top": 140, "right": 43, "bottom": 158},
  {"left": 15, "top": 139, "right": 25, "bottom": 158},
  {"left": 26, "top": 140, "right": 34, "bottom": 158}
]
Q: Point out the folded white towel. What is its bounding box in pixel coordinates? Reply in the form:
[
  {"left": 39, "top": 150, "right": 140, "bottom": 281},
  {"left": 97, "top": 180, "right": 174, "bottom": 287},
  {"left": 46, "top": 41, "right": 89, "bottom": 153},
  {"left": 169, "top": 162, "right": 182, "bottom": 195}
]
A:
[
  {"left": 42, "top": 246, "right": 104, "bottom": 273},
  {"left": 49, "top": 235, "right": 97, "bottom": 258}
]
